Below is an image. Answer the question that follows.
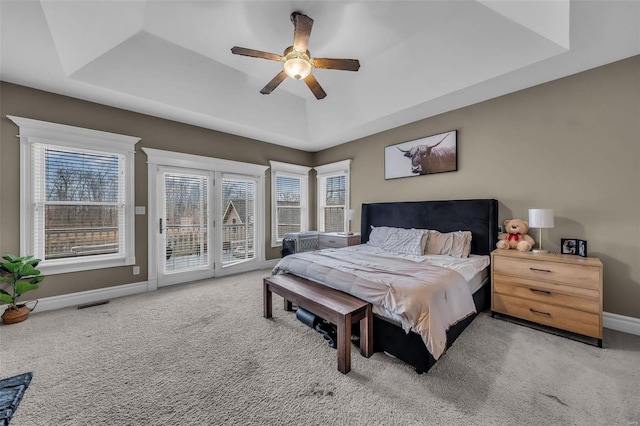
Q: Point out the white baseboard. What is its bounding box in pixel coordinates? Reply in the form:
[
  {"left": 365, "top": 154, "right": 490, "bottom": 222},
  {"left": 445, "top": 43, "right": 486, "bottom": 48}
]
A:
[
  {"left": 603, "top": 311, "right": 640, "bottom": 336},
  {"left": 19, "top": 272, "right": 640, "bottom": 338},
  {"left": 20, "top": 261, "right": 281, "bottom": 315},
  {"left": 30, "top": 281, "right": 150, "bottom": 314}
]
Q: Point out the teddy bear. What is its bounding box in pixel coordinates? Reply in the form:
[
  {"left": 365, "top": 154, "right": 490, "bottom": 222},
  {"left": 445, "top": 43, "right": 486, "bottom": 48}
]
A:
[{"left": 496, "top": 219, "right": 535, "bottom": 252}]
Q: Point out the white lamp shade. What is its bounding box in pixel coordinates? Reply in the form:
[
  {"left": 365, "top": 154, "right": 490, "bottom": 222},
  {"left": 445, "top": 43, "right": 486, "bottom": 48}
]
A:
[
  {"left": 345, "top": 209, "right": 355, "bottom": 221},
  {"left": 529, "top": 209, "right": 554, "bottom": 228}
]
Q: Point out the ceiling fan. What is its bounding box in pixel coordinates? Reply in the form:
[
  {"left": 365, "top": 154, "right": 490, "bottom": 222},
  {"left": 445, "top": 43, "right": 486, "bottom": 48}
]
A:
[{"left": 231, "top": 12, "right": 360, "bottom": 100}]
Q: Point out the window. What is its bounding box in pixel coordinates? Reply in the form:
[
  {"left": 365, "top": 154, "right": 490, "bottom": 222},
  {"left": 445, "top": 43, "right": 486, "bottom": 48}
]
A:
[
  {"left": 8, "top": 116, "right": 138, "bottom": 274},
  {"left": 269, "top": 161, "right": 310, "bottom": 246},
  {"left": 315, "top": 160, "right": 351, "bottom": 233}
]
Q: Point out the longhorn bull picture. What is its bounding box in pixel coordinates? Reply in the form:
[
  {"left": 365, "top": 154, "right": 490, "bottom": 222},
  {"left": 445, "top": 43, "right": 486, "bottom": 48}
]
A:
[{"left": 386, "top": 130, "right": 457, "bottom": 178}]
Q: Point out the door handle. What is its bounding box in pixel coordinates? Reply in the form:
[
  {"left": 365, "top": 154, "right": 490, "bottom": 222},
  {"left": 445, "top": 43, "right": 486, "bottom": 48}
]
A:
[
  {"left": 159, "top": 218, "right": 163, "bottom": 234},
  {"left": 530, "top": 288, "right": 551, "bottom": 295},
  {"left": 529, "top": 267, "right": 551, "bottom": 273},
  {"left": 529, "top": 308, "right": 551, "bottom": 316}
]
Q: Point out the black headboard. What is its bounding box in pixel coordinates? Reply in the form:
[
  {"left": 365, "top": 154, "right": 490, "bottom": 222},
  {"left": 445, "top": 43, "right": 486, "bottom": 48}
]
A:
[{"left": 360, "top": 199, "right": 499, "bottom": 256}]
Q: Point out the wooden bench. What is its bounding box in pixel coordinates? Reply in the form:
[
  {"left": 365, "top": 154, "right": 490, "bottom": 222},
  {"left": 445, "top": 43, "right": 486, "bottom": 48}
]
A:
[{"left": 263, "top": 274, "right": 373, "bottom": 374}]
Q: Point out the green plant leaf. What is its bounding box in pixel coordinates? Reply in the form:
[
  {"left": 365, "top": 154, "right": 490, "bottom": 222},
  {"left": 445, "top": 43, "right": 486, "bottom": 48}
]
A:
[
  {"left": 15, "top": 280, "right": 39, "bottom": 296},
  {"left": 1, "top": 261, "right": 22, "bottom": 273},
  {"left": 0, "top": 293, "right": 13, "bottom": 304},
  {"left": 0, "top": 275, "right": 14, "bottom": 283},
  {"left": 20, "top": 264, "right": 41, "bottom": 277},
  {"left": 2, "top": 253, "right": 18, "bottom": 262},
  {"left": 29, "top": 276, "right": 45, "bottom": 284}
]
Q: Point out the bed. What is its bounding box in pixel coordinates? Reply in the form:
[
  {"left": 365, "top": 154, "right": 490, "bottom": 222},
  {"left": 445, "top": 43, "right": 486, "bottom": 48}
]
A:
[{"left": 273, "top": 198, "right": 499, "bottom": 373}]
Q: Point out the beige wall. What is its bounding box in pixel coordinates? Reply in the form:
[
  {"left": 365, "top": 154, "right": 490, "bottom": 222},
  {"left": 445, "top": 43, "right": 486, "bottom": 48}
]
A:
[
  {"left": 315, "top": 56, "right": 640, "bottom": 320},
  {"left": 1, "top": 55, "right": 638, "bottom": 320},
  {"left": 0, "top": 82, "right": 313, "bottom": 297}
]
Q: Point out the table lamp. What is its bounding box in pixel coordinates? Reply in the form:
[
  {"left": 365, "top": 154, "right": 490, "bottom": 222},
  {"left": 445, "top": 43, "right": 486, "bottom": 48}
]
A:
[
  {"left": 344, "top": 209, "right": 355, "bottom": 234},
  {"left": 528, "top": 208, "right": 554, "bottom": 253}
]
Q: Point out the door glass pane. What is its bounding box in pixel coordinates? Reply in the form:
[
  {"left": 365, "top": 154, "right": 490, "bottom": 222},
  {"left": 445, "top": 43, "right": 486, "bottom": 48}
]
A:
[
  {"left": 164, "top": 172, "right": 208, "bottom": 273},
  {"left": 222, "top": 177, "right": 255, "bottom": 265}
]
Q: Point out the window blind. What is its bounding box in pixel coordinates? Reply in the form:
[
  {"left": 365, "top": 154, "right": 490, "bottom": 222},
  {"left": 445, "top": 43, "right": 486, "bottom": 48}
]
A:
[
  {"left": 33, "top": 144, "right": 125, "bottom": 260},
  {"left": 163, "top": 172, "right": 208, "bottom": 273},
  {"left": 275, "top": 174, "right": 302, "bottom": 238},
  {"left": 323, "top": 174, "right": 346, "bottom": 233}
]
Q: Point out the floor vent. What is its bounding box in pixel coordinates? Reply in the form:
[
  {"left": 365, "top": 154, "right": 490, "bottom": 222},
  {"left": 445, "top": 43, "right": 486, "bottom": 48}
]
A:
[{"left": 77, "top": 300, "right": 110, "bottom": 309}]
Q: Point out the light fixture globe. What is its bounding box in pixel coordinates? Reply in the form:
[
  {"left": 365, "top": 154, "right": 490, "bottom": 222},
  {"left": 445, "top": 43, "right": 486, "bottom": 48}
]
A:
[{"left": 283, "top": 46, "right": 311, "bottom": 80}]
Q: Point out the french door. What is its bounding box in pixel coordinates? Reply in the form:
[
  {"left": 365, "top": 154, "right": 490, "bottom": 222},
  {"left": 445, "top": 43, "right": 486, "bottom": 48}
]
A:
[{"left": 157, "top": 166, "right": 214, "bottom": 286}]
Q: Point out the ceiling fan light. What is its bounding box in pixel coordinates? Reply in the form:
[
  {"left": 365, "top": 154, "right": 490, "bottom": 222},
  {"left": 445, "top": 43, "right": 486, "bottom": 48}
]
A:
[{"left": 284, "top": 57, "right": 311, "bottom": 80}]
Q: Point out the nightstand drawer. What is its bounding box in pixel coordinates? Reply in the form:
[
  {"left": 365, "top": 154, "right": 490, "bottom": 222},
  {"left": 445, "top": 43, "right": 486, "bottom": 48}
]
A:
[
  {"left": 493, "top": 256, "right": 600, "bottom": 290},
  {"left": 493, "top": 275, "right": 599, "bottom": 313},
  {"left": 318, "top": 233, "right": 360, "bottom": 249},
  {"left": 493, "top": 293, "right": 601, "bottom": 338}
]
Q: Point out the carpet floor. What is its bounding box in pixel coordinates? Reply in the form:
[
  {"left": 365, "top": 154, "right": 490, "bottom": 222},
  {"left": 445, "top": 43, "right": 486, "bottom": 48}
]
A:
[{"left": 0, "top": 269, "right": 639, "bottom": 425}]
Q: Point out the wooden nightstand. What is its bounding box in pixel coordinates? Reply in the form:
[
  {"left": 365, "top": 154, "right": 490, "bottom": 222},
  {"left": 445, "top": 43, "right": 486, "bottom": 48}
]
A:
[
  {"left": 317, "top": 232, "right": 361, "bottom": 249},
  {"left": 491, "top": 249, "right": 603, "bottom": 347}
]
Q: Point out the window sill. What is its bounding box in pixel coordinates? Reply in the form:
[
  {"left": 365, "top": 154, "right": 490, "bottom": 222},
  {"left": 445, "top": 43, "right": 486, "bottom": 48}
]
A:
[{"left": 38, "top": 256, "right": 135, "bottom": 275}]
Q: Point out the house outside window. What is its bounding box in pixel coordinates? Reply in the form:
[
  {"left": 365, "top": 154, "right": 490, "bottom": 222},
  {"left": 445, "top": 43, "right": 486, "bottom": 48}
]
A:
[
  {"left": 315, "top": 160, "right": 351, "bottom": 233},
  {"left": 8, "top": 116, "right": 138, "bottom": 275},
  {"left": 222, "top": 177, "right": 257, "bottom": 264},
  {"left": 269, "top": 161, "right": 310, "bottom": 247}
]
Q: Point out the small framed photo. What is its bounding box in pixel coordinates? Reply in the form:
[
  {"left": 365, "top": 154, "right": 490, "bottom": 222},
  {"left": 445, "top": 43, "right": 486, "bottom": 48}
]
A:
[
  {"left": 561, "top": 238, "right": 577, "bottom": 255},
  {"left": 577, "top": 239, "right": 588, "bottom": 257}
]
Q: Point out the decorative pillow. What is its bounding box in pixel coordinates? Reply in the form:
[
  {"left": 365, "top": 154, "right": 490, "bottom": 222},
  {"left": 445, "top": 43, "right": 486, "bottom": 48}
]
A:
[
  {"left": 380, "top": 228, "right": 427, "bottom": 255},
  {"left": 451, "top": 231, "right": 473, "bottom": 258},
  {"left": 425, "top": 230, "right": 472, "bottom": 258},
  {"left": 425, "top": 230, "right": 453, "bottom": 256}
]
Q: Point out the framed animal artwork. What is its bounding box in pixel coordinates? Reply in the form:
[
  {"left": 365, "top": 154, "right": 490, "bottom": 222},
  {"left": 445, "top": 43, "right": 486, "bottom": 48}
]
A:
[{"left": 384, "top": 130, "right": 458, "bottom": 179}]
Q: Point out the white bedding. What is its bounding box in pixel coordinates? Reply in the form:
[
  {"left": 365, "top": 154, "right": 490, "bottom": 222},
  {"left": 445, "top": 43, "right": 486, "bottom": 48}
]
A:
[{"left": 272, "top": 244, "right": 490, "bottom": 360}]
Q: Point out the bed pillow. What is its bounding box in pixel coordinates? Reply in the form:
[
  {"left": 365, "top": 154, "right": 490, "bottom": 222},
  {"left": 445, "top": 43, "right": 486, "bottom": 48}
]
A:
[
  {"left": 367, "top": 226, "right": 391, "bottom": 247},
  {"left": 380, "top": 228, "right": 427, "bottom": 255},
  {"left": 425, "top": 230, "right": 472, "bottom": 258}
]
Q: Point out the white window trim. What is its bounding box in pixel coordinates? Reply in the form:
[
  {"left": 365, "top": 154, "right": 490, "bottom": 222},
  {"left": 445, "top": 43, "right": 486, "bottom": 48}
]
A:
[
  {"left": 8, "top": 115, "right": 139, "bottom": 275},
  {"left": 269, "top": 161, "right": 310, "bottom": 247},
  {"left": 314, "top": 159, "right": 351, "bottom": 233},
  {"left": 143, "top": 148, "right": 268, "bottom": 283}
]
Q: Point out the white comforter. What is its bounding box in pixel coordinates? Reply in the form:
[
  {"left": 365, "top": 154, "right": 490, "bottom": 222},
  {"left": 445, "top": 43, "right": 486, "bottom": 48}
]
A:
[{"left": 272, "top": 244, "right": 490, "bottom": 360}]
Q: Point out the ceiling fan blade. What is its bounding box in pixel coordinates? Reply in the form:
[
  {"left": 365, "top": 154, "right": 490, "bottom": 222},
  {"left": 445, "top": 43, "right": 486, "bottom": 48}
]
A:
[
  {"left": 312, "top": 58, "right": 360, "bottom": 71},
  {"left": 291, "top": 12, "right": 313, "bottom": 53},
  {"left": 231, "top": 46, "right": 283, "bottom": 62},
  {"left": 260, "top": 70, "right": 288, "bottom": 95},
  {"left": 303, "top": 74, "right": 327, "bottom": 100}
]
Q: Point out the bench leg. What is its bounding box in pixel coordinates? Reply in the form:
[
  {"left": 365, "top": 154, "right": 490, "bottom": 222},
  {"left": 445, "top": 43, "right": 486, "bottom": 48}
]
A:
[
  {"left": 263, "top": 280, "right": 272, "bottom": 318},
  {"left": 283, "top": 299, "right": 293, "bottom": 311},
  {"left": 337, "top": 313, "right": 352, "bottom": 374},
  {"left": 359, "top": 304, "right": 373, "bottom": 358}
]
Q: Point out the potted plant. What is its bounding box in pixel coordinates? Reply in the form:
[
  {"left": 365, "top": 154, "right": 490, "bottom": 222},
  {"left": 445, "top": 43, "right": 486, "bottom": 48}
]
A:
[{"left": 0, "top": 253, "right": 45, "bottom": 324}]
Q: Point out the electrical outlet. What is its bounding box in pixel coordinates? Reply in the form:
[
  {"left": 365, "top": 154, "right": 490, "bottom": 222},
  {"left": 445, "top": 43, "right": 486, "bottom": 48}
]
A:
[
  {"left": 133, "top": 266, "right": 140, "bottom": 275},
  {"left": 497, "top": 226, "right": 504, "bottom": 233}
]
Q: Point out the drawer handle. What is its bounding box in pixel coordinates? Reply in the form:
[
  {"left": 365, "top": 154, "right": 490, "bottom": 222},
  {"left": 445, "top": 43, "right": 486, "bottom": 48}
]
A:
[
  {"left": 529, "top": 288, "right": 551, "bottom": 295},
  {"left": 529, "top": 308, "right": 551, "bottom": 317},
  {"left": 328, "top": 240, "right": 336, "bottom": 243},
  {"left": 529, "top": 267, "right": 552, "bottom": 273}
]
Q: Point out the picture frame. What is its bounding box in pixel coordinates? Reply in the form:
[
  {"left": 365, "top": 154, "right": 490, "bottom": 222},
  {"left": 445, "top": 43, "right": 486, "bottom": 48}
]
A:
[
  {"left": 577, "top": 239, "right": 588, "bottom": 257},
  {"left": 384, "top": 130, "right": 457, "bottom": 180},
  {"left": 561, "top": 238, "right": 577, "bottom": 255}
]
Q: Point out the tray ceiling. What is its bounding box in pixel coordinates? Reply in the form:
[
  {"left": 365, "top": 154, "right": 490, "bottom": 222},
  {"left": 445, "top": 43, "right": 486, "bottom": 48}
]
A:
[{"left": 1, "top": 1, "right": 638, "bottom": 151}]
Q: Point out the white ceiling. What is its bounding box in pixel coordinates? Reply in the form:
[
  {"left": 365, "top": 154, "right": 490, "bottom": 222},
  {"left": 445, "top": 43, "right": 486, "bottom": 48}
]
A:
[{"left": 1, "top": 1, "right": 638, "bottom": 152}]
